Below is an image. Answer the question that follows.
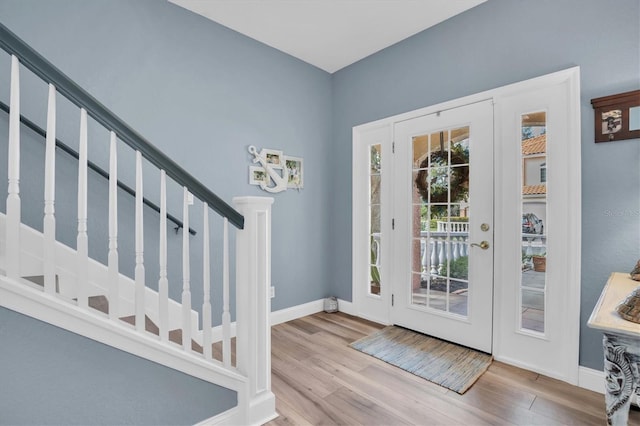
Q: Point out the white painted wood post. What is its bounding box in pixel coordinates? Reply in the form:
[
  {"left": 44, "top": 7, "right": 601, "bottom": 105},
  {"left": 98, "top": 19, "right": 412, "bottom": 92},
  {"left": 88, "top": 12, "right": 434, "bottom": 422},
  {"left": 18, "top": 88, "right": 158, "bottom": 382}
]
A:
[
  {"left": 421, "top": 237, "right": 428, "bottom": 279},
  {"left": 43, "top": 84, "right": 56, "bottom": 294},
  {"left": 108, "top": 132, "right": 119, "bottom": 320},
  {"left": 221, "top": 217, "right": 231, "bottom": 367},
  {"left": 76, "top": 109, "right": 89, "bottom": 309},
  {"left": 430, "top": 238, "right": 439, "bottom": 275},
  {"left": 202, "top": 203, "right": 212, "bottom": 360},
  {"left": 233, "top": 196, "right": 276, "bottom": 425},
  {"left": 181, "top": 187, "right": 192, "bottom": 351},
  {"left": 135, "top": 151, "right": 145, "bottom": 332},
  {"left": 438, "top": 239, "right": 445, "bottom": 275},
  {"left": 158, "top": 170, "right": 169, "bottom": 342},
  {"left": 6, "top": 55, "right": 21, "bottom": 280}
]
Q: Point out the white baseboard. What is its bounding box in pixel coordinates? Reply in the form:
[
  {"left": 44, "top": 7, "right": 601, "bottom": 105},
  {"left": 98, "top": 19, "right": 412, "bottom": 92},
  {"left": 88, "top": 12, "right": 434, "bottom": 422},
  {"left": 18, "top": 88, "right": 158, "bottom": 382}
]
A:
[
  {"left": 271, "top": 299, "right": 325, "bottom": 325},
  {"left": 337, "top": 298, "right": 355, "bottom": 315},
  {"left": 270, "top": 297, "right": 355, "bottom": 323},
  {"left": 200, "top": 297, "right": 354, "bottom": 343},
  {"left": 271, "top": 297, "right": 355, "bottom": 323},
  {"left": 579, "top": 366, "right": 640, "bottom": 407},
  {"left": 578, "top": 366, "right": 604, "bottom": 394}
]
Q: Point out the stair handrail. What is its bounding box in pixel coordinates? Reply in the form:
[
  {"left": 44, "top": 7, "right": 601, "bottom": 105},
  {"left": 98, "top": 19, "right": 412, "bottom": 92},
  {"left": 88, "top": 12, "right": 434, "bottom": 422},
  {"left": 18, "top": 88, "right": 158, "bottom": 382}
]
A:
[
  {"left": 0, "top": 22, "right": 243, "bottom": 229},
  {"left": 0, "top": 100, "right": 197, "bottom": 235}
]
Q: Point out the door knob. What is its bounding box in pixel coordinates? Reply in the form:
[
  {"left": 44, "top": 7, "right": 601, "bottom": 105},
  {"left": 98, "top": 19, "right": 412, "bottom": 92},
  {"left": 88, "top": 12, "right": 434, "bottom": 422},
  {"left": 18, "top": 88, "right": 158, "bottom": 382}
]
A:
[{"left": 471, "top": 241, "right": 490, "bottom": 250}]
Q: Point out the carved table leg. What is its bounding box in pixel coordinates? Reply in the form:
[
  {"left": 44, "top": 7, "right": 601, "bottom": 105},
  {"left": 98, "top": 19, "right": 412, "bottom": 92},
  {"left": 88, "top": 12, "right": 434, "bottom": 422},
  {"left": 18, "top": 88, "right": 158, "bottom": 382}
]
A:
[{"left": 604, "top": 334, "right": 639, "bottom": 425}]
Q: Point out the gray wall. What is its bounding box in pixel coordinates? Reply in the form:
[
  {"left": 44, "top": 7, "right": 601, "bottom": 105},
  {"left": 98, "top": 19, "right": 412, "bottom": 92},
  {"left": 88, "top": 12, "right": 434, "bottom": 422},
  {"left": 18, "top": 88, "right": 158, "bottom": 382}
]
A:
[
  {"left": 0, "top": 0, "right": 334, "bottom": 313},
  {"left": 0, "top": 307, "right": 237, "bottom": 425},
  {"left": 330, "top": 0, "right": 640, "bottom": 370},
  {"left": 0, "top": 0, "right": 332, "bottom": 423},
  {"left": 0, "top": 4, "right": 638, "bottom": 422}
]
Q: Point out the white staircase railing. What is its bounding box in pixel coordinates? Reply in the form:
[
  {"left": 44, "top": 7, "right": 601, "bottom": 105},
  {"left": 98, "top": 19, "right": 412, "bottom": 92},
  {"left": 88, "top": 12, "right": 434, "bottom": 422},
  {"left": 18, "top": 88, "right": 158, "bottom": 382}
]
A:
[{"left": 0, "top": 23, "right": 276, "bottom": 425}]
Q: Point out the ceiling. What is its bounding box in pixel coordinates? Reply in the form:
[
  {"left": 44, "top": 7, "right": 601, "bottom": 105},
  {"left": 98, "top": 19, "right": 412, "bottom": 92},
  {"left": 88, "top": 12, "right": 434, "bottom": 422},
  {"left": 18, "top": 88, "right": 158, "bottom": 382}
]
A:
[{"left": 169, "top": 0, "right": 487, "bottom": 73}]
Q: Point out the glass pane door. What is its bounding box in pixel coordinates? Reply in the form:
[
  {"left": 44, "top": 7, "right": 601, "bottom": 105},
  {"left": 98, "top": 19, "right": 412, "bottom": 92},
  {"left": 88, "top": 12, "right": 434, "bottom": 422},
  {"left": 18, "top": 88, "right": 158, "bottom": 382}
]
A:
[
  {"left": 392, "top": 100, "right": 494, "bottom": 353},
  {"left": 520, "top": 111, "right": 547, "bottom": 333},
  {"left": 369, "top": 144, "right": 382, "bottom": 296},
  {"left": 411, "top": 128, "right": 470, "bottom": 316}
]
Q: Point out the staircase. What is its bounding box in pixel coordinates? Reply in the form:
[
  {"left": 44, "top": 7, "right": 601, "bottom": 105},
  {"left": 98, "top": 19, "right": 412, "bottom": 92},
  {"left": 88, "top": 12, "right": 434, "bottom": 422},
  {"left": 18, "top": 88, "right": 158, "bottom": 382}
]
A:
[{"left": 0, "top": 23, "right": 276, "bottom": 425}]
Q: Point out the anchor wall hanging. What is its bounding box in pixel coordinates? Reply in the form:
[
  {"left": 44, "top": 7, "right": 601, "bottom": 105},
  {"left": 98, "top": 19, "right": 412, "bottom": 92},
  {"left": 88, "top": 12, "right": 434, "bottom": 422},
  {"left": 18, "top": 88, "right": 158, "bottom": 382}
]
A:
[{"left": 248, "top": 145, "right": 303, "bottom": 193}]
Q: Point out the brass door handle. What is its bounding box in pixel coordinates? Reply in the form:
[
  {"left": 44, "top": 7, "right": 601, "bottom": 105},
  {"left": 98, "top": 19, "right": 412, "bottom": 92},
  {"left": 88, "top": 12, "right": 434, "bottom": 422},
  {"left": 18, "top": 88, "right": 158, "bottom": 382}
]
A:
[{"left": 471, "top": 241, "right": 490, "bottom": 250}]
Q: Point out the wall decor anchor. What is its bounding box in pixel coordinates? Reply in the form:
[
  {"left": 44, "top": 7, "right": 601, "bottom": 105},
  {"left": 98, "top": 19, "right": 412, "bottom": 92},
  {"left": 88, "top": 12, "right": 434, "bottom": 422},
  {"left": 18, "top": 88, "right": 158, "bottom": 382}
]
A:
[
  {"left": 248, "top": 145, "right": 303, "bottom": 193},
  {"left": 591, "top": 90, "right": 640, "bottom": 143}
]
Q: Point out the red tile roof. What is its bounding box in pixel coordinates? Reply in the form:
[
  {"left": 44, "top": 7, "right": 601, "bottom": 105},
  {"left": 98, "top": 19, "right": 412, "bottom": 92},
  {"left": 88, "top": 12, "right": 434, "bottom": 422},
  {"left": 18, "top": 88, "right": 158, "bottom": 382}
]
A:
[
  {"left": 523, "top": 184, "right": 547, "bottom": 195},
  {"left": 522, "top": 134, "right": 546, "bottom": 155}
]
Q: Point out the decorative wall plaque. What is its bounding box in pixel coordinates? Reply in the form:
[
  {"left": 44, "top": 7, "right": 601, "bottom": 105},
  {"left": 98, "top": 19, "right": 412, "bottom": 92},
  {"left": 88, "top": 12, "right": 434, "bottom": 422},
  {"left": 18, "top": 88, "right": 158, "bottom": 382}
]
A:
[
  {"left": 247, "top": 145, "right": 303, "bottom": 193},
  {"left": 591, "top": 90, "right": 640, "bottom": 143}
]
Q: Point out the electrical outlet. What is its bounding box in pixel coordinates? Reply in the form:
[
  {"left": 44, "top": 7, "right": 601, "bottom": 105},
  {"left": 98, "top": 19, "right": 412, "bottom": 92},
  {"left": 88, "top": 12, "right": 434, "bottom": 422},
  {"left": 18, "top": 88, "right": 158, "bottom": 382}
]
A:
[{"left": 270, "top": 286, "right": 275, "bottom": 298}]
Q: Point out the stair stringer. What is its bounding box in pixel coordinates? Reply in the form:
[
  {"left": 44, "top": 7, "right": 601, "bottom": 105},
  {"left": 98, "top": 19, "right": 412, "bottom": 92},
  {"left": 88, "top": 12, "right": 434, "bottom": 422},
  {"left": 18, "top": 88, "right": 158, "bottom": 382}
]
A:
[
  {"left": 0, "top": 272, "right": 249, "bottom": 425},
  {"left": 0, "top": 213, "right": 200, "bottom": 338}
]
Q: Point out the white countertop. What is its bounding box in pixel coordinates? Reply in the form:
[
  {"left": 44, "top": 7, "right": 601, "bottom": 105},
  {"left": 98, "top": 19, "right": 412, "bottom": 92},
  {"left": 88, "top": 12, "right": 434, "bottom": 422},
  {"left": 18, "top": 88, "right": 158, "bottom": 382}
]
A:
[{"left": 588, "top": 272, "right": 640, "bottom": 338}]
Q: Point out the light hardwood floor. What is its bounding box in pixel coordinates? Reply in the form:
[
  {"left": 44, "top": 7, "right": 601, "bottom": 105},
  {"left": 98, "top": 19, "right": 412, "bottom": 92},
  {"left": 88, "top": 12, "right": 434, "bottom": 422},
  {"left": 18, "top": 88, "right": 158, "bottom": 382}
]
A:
[{"left": 267, "top": 312, "right": 640, "bottom": 426}]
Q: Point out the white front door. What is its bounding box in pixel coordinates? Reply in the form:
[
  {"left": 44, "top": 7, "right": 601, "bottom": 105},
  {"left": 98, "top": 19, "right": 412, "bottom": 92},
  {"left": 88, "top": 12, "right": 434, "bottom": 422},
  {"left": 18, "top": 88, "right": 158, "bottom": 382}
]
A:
[
  {"left": 352, "top": 68, "right": 580, "bottom": 383},
  {"left": 392, "top": 100, "right": 494, "bottom": 353}
]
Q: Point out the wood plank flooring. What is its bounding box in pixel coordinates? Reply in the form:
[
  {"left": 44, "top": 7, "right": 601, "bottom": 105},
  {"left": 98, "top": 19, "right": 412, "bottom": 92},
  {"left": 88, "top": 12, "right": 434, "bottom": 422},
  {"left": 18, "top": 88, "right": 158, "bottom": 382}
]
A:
[{"left": 267, "top": 312, "right": 640, "bottom": 426}]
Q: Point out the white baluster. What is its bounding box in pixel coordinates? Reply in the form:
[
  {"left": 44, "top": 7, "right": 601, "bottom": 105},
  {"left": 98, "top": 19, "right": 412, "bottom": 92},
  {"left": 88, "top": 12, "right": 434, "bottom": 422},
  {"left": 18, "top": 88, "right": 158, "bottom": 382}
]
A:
[
  {"left": 158, "top": 170, "right": 169, "bottom": 342},
  {"left": 43, "top": 84, "right": 56, "bottom": 294},
  {"left": 443, "top": 239, "right": 450, "bottom": 275},
  {"left": 181, "top": 187, "right": 192, "bottom": 351},
  {"left": 421, "top": 237, "right": 428, "bottom": 279},
  {"left": 6, "top": 55, "right": 21, "bottom": 280},
  {"left": 108, "top": 132, "right": 119, "bottom": 320},
  {"left": 438, "top": 238, "right": 445, "bottom": 275},
  {"left": 222, "top": 217, "right": 231, "bottom": 367},
  {"left": 135, "top": 151, "right": 145, "bottom": 331},
  {"left": 526, "top": 236, "right": 533, "bottom": 257},
  {"left": 202, "top": 203, "right": 212, "bottom": 360},
  {"left": 462, "top": 235, "right": 469, "bottom": 257},
  {"left": 76, "top": 109, "right": 89, "bottom": 309},
  {"left": 452, "top": 237, "right": 460, "bottom": 261},
  {"left": 430, "top": 237, "right": 438, "bottom": 275}
]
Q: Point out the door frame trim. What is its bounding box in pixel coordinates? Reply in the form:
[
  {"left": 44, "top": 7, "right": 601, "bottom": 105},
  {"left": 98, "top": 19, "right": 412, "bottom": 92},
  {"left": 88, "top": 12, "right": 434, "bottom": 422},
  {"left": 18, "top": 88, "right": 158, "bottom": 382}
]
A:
[{"left": 352, "top": 66, "right": 581, "bottom": 384}]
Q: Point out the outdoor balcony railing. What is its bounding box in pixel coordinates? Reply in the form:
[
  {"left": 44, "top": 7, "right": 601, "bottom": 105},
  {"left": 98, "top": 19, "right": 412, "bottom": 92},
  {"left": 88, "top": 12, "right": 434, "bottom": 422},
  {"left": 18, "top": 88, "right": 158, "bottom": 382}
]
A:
[
  {"left": 435, "top": 221, "right": 469, "bottom": 233},
  {"left": 371, "top": 231, "right": 547, "bottom": 279}
]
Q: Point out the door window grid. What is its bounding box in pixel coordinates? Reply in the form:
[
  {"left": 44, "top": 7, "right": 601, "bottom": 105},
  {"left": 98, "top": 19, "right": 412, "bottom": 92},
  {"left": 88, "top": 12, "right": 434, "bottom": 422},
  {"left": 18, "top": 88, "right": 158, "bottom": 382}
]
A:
[
  {"left": 411, "top": 128, "right": 470, "bottom": 317},
  {"left": 369, "top": 144, "right": 382, "bottom": 297},
  {"left": 520, "top": 111, "right": 547, "bottom": 334}
]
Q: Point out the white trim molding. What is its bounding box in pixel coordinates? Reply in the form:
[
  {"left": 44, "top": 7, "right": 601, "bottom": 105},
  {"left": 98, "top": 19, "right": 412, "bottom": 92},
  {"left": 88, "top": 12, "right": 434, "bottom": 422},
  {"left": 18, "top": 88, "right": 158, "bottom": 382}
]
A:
[
  {"left": 0, "top": 274, "right": 246, "bottom": 391},
  {"left": 197, "top": 298, "right": 360, "bottom": 343},
  {"left": 271, "top": 299, "right": 324, "bottom": 325},
  {"left": 579, "top": 366, "right": 604, "bottom": 394},
  {"left": 352, "top": 66, "right": 582, "bottom": 387}
]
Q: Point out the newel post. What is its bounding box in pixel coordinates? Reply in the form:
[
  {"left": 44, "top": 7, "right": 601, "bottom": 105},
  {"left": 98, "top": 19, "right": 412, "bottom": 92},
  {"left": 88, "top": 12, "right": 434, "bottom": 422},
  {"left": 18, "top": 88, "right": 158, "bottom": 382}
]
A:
[{"left": 233, "top": 196, "right": 277, "bottom": 425}]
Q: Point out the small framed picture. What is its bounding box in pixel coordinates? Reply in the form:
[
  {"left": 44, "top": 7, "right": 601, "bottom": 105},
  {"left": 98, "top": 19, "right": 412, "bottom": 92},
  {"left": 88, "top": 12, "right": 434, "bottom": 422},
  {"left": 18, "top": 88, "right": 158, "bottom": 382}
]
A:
[
  {"left": 284, "top": 155, "right": 304, "bottom": 189},
  {"left": 249, "top": 166, "right": 268, "bottom": 185},
  {"left": 263, "top": 149, "right": 284, "bottom": 169},
  {"left": 591, "top": 90, "right": 640, "bottom": 143}
]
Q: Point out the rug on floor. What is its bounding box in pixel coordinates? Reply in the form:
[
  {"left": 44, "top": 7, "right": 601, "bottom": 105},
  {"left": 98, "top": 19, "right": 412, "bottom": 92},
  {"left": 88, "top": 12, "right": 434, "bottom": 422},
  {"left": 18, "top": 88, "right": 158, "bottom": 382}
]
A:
[{"left": 350, "top": 326, "right": 492, "bottom": 394}]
